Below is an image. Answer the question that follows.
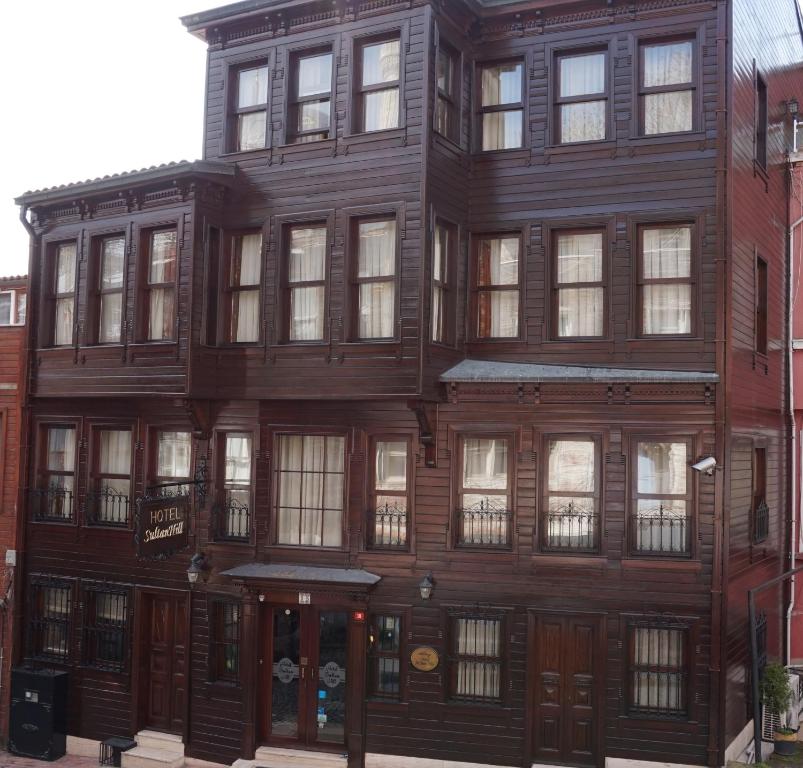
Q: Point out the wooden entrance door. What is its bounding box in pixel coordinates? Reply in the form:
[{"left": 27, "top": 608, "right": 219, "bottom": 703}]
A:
[
  {"left": 142, "top": 593, "right": 188, "bottom": 733},
  {"left": 259, "top": 606, "right": 349, "bottom": 749},
  {"left": 531, "top": 614, "right": 602, "bottom": 767}
]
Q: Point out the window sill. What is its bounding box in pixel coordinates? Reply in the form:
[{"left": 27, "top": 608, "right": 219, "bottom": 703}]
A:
[
  {"left": 627, "top": 130, "right": 706, "bottom": 146},
  {"left": 621, "top": 557, "right": 701, "bottom": 572},
  {"left": 473, "top": 147, "right": 529, "bottom": 159},
  {"left": 277, "top": 138, "right": 336, "bottom": 155},
  {"left": 619, "top": 712, "right": 694, "bottom": 726},
  {"left": 466, "top": 337, "right": 523, "bottom": 345},
  {"left": 218, "top": 147, "right": 270, "bottom": 159},
  {"left": 540, "top": 338, "right": 612, "bottom": 347},
  {"left": 342, "top": 128, "right": 406, "bottom": 146},
  {"left": 433, "top": 132, "right": 464, "bottom": 153},
  {"left": 30, "top": 518, "right": 76, "bottom": 527},
  {"left": 625, "top": 336, "right": 705, "bottom": 346},
  {"left": 544, "top": 140, "right": 616, "bottom": 157},
  {"left": 532, "top": 553, "right": 606, "bottom": 567}
]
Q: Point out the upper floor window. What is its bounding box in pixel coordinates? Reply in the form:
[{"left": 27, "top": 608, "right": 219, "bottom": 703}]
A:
[
  {"left": 638, "top": 225, "right": 692, "bottom": 336},
  {"left": 233, "top": 64, "right": 269, "bottom": 151},
  {"left": 211, "top": 600, "right": 241, "bottom": 683},
  {"left": 155, "top": 430, "right": 192, "bottom": 493},
  {"left": 144, "top": 229, "right": 177, "bottom": 342},
  {"left": 474, "top": 236, "right": 520, "bottom": 339},
  {"left": 631, "top": 439, "right": 691, "bottom": 557},
  {"left": 450, "top": 615, "right": 502, "bottom": 702},
  {"left": 556, "top": 51, "right": 607, "bottom": 143},
  {"left": 369, "top": 614, "right": 403, "bottom": 697},
  {"left": 89, "top": 429, "right": 132, "bottom": 527},
  {"left": 370, "top": 439, "right": 409, "bottom": 549},
  {"left": 479, "top": 62, "right": 523, "bottom": 151},
  {"left": 95, "top": 235, "right": 125, "bottom": 344},
  {"left": 290, "top": 50, "right": 333, "bottom": 143},
  {"left": 755, "top": 72, "right": 768, "bottom": 168},
  {"left": 544, "top": 438, "right": 599, "bottom": 552},
  {"left": 52, "top": 242, "right": 76, "bottom": 346},
  {"left": 640, "top": 40, "right": 694, "bottom": 135},
  {"left": 275, "top": 434, "right": 345, "bottom": 547},
  {"left": 432, "top": 221, "right": 454, "bottom": 344},
  {"left": 756, "top": 256, "right": 768, "bottom": 356},
  {"left": 457, "top": 437, "right": 511, "bottom": 547},
  {"left": 83, "top": 588, "right": 128, "bottom": 672},
  {"left": 35, "top": 426, "right": 76, "bottom": 522},
  {"left": 0, "top": 289, "right": 26, "bottom": 326},
  {"left": 355, "top": 218, "right": 397, "bottom": 340},
  {"left": 357, "top": 37, "right": 401, "bottom": 133},
  {"left": 287, "top": 226, "right": 327, "bottom": 342},
  {"left": 219, "top": 433, "right": 252, "bottom": 541},
  {"left": 628, "top": 624, "right": 688, "bottom": 716},
  {"left": 29, "top": 580, "right": 71, "bottom": 661},
  {"left": 554, "top": 230, "right": 604, "bottom": 338},
  {"left": 226, "top": 233, "right": 262, "bottom": 344},
  {"left": 436, "top": 43, "right": 459, "bottom": 143}
]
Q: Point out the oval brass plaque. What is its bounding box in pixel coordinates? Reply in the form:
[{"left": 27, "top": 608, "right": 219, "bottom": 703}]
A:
[{"left": 410, "top": 646, "right": 439, "bottom": 672}]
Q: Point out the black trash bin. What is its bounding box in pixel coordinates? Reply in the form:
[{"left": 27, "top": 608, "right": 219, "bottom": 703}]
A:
[{"left": 9, "top": 667, "right": 68, "bottom": 761}]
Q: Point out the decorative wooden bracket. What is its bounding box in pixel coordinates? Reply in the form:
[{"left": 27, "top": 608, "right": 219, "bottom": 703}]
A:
[
  {"left": 408, "top": 400, "right": 437, "bottom": 468},
  {"left": 181, "top": 399, "right": 221, "bottom": 440}
]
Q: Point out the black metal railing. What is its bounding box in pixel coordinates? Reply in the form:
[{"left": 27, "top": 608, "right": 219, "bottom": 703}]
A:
[
  {"left": 456, "top": 501, "right": 512, "bottom": 548},
  {"left": 544, "top": 502, "right": 599, "bottom": 552},
  {"left": 753, "top": 499, "right": 769, "bottom": 544},
  {"left": 85, "top": 488, "right": 130, "bottom": 527},
  {"left": 30, "top": 486, "right": 74, "bottom": 522},
  {"left": 631, "top": 506, "right": 691, "bottom": 556},
  {"left": 84, "top": 590, "right": 128, "bottom": 672},
  {"left": 213, "top": 498, "right": 251, "bottom": 542},
  {"left": 29, "top": 579, "right": 71, "bottom": 661},
  {"left": 370, "top": 502, "right": 408, "bottom": 549}
]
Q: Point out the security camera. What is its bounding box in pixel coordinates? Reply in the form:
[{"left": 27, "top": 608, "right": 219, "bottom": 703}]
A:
[{"left": 691, "top": 456, "right": 717, "bottom": 475}]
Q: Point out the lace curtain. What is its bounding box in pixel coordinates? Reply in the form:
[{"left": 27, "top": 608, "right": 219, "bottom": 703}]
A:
[
  {"left": 157, "top": 431, "right": 191, "bottom": 479},
  {"left": 632, "top": 627, "right": 685, "bottom": 711},
  {"left": 636, "top": 442, "right": 688, "bottom": 552},
  {"left": 642, "top": 227, "right": 691, "bottom": 334},
  {"left": 230, "top": 233, "right": 261, "bottom": 343},
  {"left": 47, "top": 427, "right": 75, "bottom": 473},
  {"left": 477, "top": 238, "right": 519, "bottom": 337},
  {"left": 54, "top": 243, "right": 76, "bottom": 345},
  {"left": 362, "top": 40, "right": 400, "bottom": 131},
  {"left": 643, "top": 42, "right": 693, "bottom": 134},
  {"left": 481, "top": 63, "right": 523, "bottom": 150},
  {"left": 358, "top": 220, "right": 396, "bottom": 338},
  {"left": 560, "top": 53, "right": 606, "bottom": 143},
  {"left": 289, "top": 227, "right": 326, "bottom": 341},
  {"left": 557, "top": 232, "right": 603, "bottom": 336}
]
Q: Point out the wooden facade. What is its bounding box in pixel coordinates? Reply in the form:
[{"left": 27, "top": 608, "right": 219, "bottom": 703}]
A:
[{"left": 12, "top": 0, "right": 803, "bottom": 766}]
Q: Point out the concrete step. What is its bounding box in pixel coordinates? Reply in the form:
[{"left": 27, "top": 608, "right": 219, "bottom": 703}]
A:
[
  {"left": 249, "top": 747, "right": 347, "bottom": 768},
  {"left": 135, "top": 730, "right": 185, "bottom": 756},
  {"left": 122, "top": 746, "right": 184, "bottom": 768}
]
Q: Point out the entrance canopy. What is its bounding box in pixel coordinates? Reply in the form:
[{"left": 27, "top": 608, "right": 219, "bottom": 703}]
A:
[{"left": 220, "top": 562, "right": 381, "bottom": 588}]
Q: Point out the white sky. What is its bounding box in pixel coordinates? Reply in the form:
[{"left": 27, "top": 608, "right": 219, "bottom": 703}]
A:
[{"left": 0, "top": 0, "right": 224, "bottom": 277}]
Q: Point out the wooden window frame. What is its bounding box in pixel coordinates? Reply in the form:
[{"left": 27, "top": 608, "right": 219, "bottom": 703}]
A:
[
  {"left": 470, "top": 232, "right": 523, "bottom": 342},
  {"left": 287, "top": 46, "right": 335, "bottom": 145},
  {"left": 446, "top": 610, "right": 507, "bottom": 706},
  {"left": 541, "top": 433, "right": 602, "bottom": 554},
  {"left": 87, "top": 425, "right": 134, "bottom": 528},
  {"left": 49, "top": 240, "right": 78, "bottom": 347},
  {"left": 81, "top": 583, "right": 130, "bottom": 673},
  {"left": 354, "top": 33, "right": 402, "bottom": 135},
  {"left": 214, "top": 431, "right": 254, "bottom": 543},
  {"left": 755, "top": 255, "right": 768, "bottom": 357},
  {"left": 220, "top": 230, "right": 263, "bottom": 345},
  {"left": 33, "top": 422, "right": 79, "bottom": 524},
  {"left": 751, "top": 445, "right": 768, "bottom": 544},
  {"left": 209, "top": 598, "right": 242, "bottom": 684},
  {"left": 435, "top": 38, "right": 460, "bottom": 144},
  {"left": 368, "top": 609, "right": 409, "bottom": 700},
  {"left": 755, "top": 70, "right": 768, "bottom": 170},
  {"left": 553, "top": 48, "right": 609, "bottom": 145},
  {"left": 550, "top": 227, "right": 607, "bottom": 340},
  {"left": 0, "top": 289, "right": 26, "bottom": 327},
  {"left": 89, "top": 233, "right": 127, "bottom": 345},
  {"left": 628, "top": 434, "right": 695, "bottom": 559},
  {"left": 281, "top": 222, "right": 329, "bottom": 344},
  {"left": 139, "top": 226, "right": 178, "bottom": 343},
  {"left": 28, "top": 576, "right": 73, "bottom": 663},
  {"left": 637, "top": 35, "right": 698, "bottom": 137},
  {"left": 476, "top": 59, "right": 525, "bottom": 153},
  {"left": 228, "top": 60, "right": 270, "bottom": 154},
  {"left": 636, "top": 222, "right": 696, "bottom": 338},
  {"left": 367, "top": 434, "right": 412, "bottom": 551},
  {"left": 149, "top": 428, "right": 193, "bottom": 493},
  {"left": 431, "top": 218, "right": 456, "bottom": 345}
]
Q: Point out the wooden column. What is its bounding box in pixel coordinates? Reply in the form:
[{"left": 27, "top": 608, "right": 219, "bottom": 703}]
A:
[
  {"left": 241, "top": 589, "right": 259, "bottom": 759},
  {"left": 347, "top": 606, "right": 367, "bottom": 768}
]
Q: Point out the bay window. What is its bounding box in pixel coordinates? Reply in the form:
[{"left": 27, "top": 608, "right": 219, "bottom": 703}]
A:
[
  {"left": 556, "top": 51, "right": 607, "bottom": 143},
  {"left": 457, "top": 437, "right": 511, "bottom": 547},
  {"left": 52, "top": 242, "right": 76, "bottom": 346},
  {"left": 276, "top": 434, "right": 345, "bottom": 547},
  {"left": 475, "top": 236, "right": 520, "bottom": 339},
  {"left": 450, "top": 616, "right": 502, "bottom": 702},
  {"left": 640, "top": 40, "right": 694, "bottom": 135},
  {"left": 357, "top": 37, "right": 401, "bottom": 132},
  {"left": 639, "top": 224, "right": 693, "bottom": 336},
  {"left": 355, "top": 218, "right": 397, "bottom": 340},
  {"left": 96, "top": 235, "right": 125, "bottom": 344},
  {"left": 554, "top": 230, "right": 604, "bottom": 337},
  {"left": 289, "top": 50, "right": 333, "bottom": 143},
  {"left": 371, "top": 439, "right": 408, "bottom": 549},
  {"left": 220, "top": 433, "right": 252, "bottom": 541},
  {"left": 479, "top": 61, "right": 523, "bottom": 151},
  {"left": 144, "top": 228, "right": 177, "bottom": 342},
  {"left": 36, "top": 426, "right": 76, "bottom": 521},
  {"left": 629, "top": 625, "right": 688, "bottom": 716},
  {"left": 227, "top": 233, "right": 262, "bottom": 343},
  {"left": 90, "top": 429, "right": 132, "bottom": 526},
  {"left": 287, "top": 226, "right": 327, "bottom": 342},
  {"left": 232, "top": 64, "right": 269, "bottom": 151}
]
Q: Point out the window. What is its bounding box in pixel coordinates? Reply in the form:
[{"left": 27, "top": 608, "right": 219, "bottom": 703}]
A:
[
  {"left": 756, "top": 257, "right": 768, "bottom": 355},
  {"left": 450, "top": 616, "right": 502, "bottom": 702},
  {"left": 154, "top": 430, "right": 192, "bottom": 493},
  {"left": 479, "top": 62, "right": 523, "bottom": 151},
  {"left": 369, "top": 614, "right": 402, "bottom": 696},
  {"left": 226, "top": 233, "right": 262, "bottom": 343},
  {"left": 95, "top": 236, "right": 125, "bottom": 344},
  {"left": 354, "top": 218, "right": 397, "bottom": 340},
  {"left": 631, "top": 440, "right": 691, "bottom": 556},
  {"left": 35, "top": 426, "right": 76, "bottom": 521},
  {"left": 219, "top": 434, "right": 252, "bottom": 541},
  {"left": 276, "top": 434, "right": 345, "bottom": 547},
  {"left": 144, "top": 229, "right": 177, "bottom": 341},
  {"left": 432, "top": 221, "right": 454, "bottom": 344},
  {"left": 756, "top": 73, "right": 768, "bottom": 168},
  {"left": 640, "top": 40, "right": 694, "bottom": 135},
  {"left": 752, "top": 447, "right": 768, "bottom": 543},
  {"left": 371, "top": 439, "right": 408, "bottom": 549},
  {"left": 52, "top": 242, "right": 76, "bottom": 346},
  {"left": 357, "top": 37, "right": 401, "bottom": 132},
  {"left": 436, "top": 43, "right": 459, "bottom": 142},
  {"left": 0, "top": 290, "right": 26, "bottom": 326},
  {"left": 475, "top": 236, "right": 520, "bottom": 339},
  {"left": 212, "top": 601, "right": 241, "bottom": 682},
  {"left": 544, "top": 438, "right": 599, "bottom": 552},
  {"left": 289, "top": 50, "right": 333, "bottom": 143},
  {"left": 233, "top": 64, "right": 269, "bottom": 151},
  {"left": 629, "top": 625, "right": 688, "bottom": 716},
  {"left": 287, "top": 226, "right": 327, "bottom": 342},
  {"left": 89, "top": 429, "right": 132, "bottom": 526},
  {"left": 457, "top": 437, "right": 511, "bottom": 547},
  {"left": 29, "top": 580, "right": 71, "bottom": 661},
  {"left": 553, "top": 230, "right": 604, "bottom": 337},
  {"left": 83, "top": 588, "right": 128, "bottom": 671},
  {"left": 556, "top": 51, "right": 607, "bottom": 143},
  {"left": 638, "top": 225, "right": 692, "bottom": 336}
]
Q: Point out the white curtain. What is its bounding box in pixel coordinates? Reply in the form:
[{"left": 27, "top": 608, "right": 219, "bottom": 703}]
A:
[
  {"left": 298, "top": 53, "right": 332, "bottom": 97},
  {"left": 54, "top": 243, "right": 76, "bottom": 346},
  {"left": 48, "top": 427, "right": 75, "bottom": 473},
  {"left": 642, "top": 42, "right": 692, "bottom": 134},
  {"left": 157, "top": 431, "right": 191, "bottom": 478},
  {"left": 482, "top": 111, "right": 522, "bottom": 151},
  {"left": 100, "top": 430, "right": 131, "bottom": 476},
  {"left": 644, "top": 42, "right": 692, "bottom": 87},
  {"left": 238, "top": 66, "right": 269, "bottom": 108},
  {"left": 148, "top": 288, "right": 175, "bottom": 341},
  {"left": 56, "top": 243, "right": 76, "bottom": 294},
  {"left": 358, "top": 221, "right": 396, "bottom": 338},
  {"left": 632, "top": 627, "right": 684, "bottom": 711},
  {"left": 101, "top": 238, "right": 124, "bottom": 289},
  {"left": 561, "top": 101, "right": 606, "bottom": 143},
  {"left": 238, "top": 112, "right": 267, "bottom": 151},
  {"left": 644, "top": 91, "right": 693, "bottom": 135},
  {"left": 481, "top": 64, "right": 521, "bottom": 106},
  {"left": 643, "top": 227, "right": 690, "bottom": 279},
  {"left": 463, "top": 438, "right": 508, "bottom": 490},
  {"left": 548, "top": 440, "right": 595, "bottom": 493},
  {"left": 642, "top": 227, "right": 691, "bottom": 334},
  {"left": 149, "top": 231, "right": 177, "bottom": 283},
  {"left": 456, "top": 618, "right": 501, "bottom": 699},
  {"left": 225, "top": 435, "right": 251, "bottom": 536},
  {"left": 96, "top": 592, "right": 125, "bottom": 623},
  {"left": 558, "top": 287, "right": 603, "bottom": 336},
  {"left": 556, "top": 232, "right": 603, "bottom": 336},
  {"left": 362, "top": 40, "right": 400, "bottom": 86},
  {"left": 642, "top": 284, "right": 691, "bottom": 334},
  {"left": 230, "top": 234, "right": 261, "bottom": 342},
  {"left": 99, "top": 293, "right": 122, "bottom": 343},
  {"left": 376, "top": 441, "right": 407, "bottom": 491},
  {"left": 560, "top": 53, "right": 605, "bottom": 97},
  {"left": 289, "top": 227, "right": 326, "bottom": 341},
  {"left": 431, "top": 285, "right": 443, "bottom": 342},
  {"left": 54, "top": 297, "right": 74, "bottom": 346},
  {"left": 638, "top": 442, "right": 687, "bottom": 495},
  {"left": 636, "top": 442, "right": 688, "bottom": 552}
]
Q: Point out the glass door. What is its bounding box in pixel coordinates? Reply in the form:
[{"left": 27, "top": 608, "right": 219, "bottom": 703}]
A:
[
  {"left": 271, "top": 607, "right": 302, "bottom": 738},
  {"left": 313, "top": 611, "right": 348, "bottom": 744}
]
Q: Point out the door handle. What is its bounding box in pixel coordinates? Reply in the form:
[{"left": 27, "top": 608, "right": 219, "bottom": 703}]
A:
[{"left": 302, "top": 666, "right": 305, "bottom": 680}]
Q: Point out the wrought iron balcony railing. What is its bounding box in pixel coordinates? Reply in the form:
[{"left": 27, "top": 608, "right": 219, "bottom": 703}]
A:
[
  {"left": 85, "top": 488, "right": 130, "bottom": 527},
  {"left": 212, "top": 498, "right": 251, "bottom": 542},
  {"left": 456, "top": 500, "right": 512, "bottom": 548},
  {"left": 544, "top": 502, "right": 599, "bottom": 552},
  {"left": 370, "top": 502, "right": 408, "bottom": 549},
  {"left": 753, "top": 499, "right": 769, "bottom": 544},
  {"left": 630, "top": 506, "right": 691, "bottom": 556},
  {"left": 30, "top": 486, "right": 74, "bottom": 523}
]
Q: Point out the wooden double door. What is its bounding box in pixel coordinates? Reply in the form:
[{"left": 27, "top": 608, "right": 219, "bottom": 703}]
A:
[
  {"left": 259, "top": 605, "right": 349, "bottom": 749},
  {"left": 530, "top": 614, "right": 603, "bottom": 767}
]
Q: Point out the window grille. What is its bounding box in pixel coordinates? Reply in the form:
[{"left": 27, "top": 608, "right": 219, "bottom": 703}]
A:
[
  {"left": 83, "top": 588, "right": 128, "bottom": 671},
  {"left": 29, "top": 579, "right": 71, "bottom": 662},
  {"left": 450, "top": 616, "right": 502, "bottom": 702},
  {"left": 212, "top": 601, "right": 240, "bottom": 682},
  {"left": 369, "top": 615, "right": 402, "bottom": 696},
  {"left": 628, "top": 624, "right": 688, "bottom": 716}
]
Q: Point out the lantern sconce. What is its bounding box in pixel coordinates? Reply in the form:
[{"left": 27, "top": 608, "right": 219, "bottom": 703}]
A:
[
  {"left": 187, "top": 552, "right": 208, "bottom": 586},
  {"left": 419, "top": 572, "right": 435, "bottom": 600}
]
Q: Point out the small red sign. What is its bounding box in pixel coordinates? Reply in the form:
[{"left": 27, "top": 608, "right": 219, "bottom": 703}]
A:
[{"left": 352, "top": 610, "right": 366, "bottom": 622}]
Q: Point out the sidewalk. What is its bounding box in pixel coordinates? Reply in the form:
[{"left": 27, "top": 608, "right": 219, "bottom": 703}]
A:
[{"left": 0, "top": 754, "right": 97, "bottom": 768}]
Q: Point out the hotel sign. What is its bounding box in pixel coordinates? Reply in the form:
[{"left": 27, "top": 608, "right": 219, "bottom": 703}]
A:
[{"left": 135, "top": 495, "right": 190, "bottom": 560}]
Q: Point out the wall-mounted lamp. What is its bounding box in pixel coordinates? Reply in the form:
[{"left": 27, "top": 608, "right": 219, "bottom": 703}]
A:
[
  {"left": 418, "top": 572, "right": 434, "bottom": 600},
  {"left": 187, "top": 552, "right": 208, "bottom": 586},
  {"left": 258, "top": 593, "right": 266, "bottom": 602},
  {"left": 788, "top": 99, "right": 800, "bottom": 118}
]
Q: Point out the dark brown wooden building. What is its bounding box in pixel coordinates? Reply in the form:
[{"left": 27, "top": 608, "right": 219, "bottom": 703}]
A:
[{"left": 12, "top": 0, "right": 803, "bottom": 766}]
